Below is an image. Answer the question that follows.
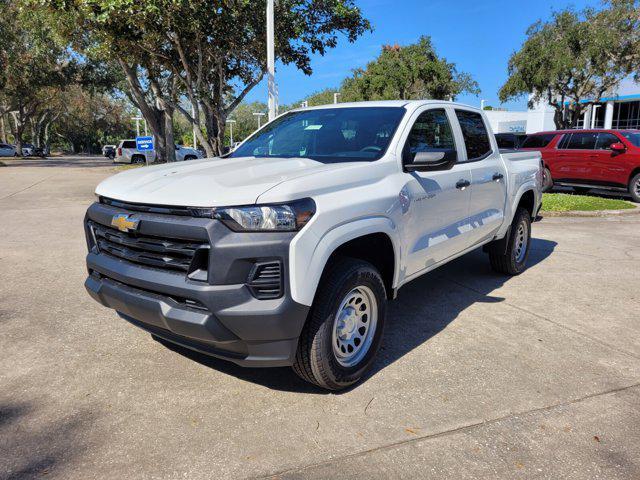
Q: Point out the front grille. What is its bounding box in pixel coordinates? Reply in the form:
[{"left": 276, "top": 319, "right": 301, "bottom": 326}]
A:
[
  {"left": 89, "top": 220, "right": 208, "bottom": 273},
  {"left": 247, "top": 261, "right": 283, "bottom": 299}
]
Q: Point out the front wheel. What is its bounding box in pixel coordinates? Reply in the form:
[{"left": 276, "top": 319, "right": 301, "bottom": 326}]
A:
[
  {"left": 629, "top": 172, "right": 640, "bottom": 203},
  {"left": 489, "top": 207, "right": 532, "bottom": 275},
  {"left": 293, "top": 258, "right": 386, "bottom": 390}
]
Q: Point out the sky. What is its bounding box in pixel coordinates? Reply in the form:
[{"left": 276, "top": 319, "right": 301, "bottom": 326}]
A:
[{"left": 244, "top": 0, "right": 601, "bottom": 110}]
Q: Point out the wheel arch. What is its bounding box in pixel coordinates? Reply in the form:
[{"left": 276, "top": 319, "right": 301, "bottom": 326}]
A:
[{"left": 289, "top": 217, "right": 400, "bottom": 306}]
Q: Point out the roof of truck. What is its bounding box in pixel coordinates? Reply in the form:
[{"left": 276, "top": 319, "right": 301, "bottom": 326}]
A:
[{"left": 295, "top": 99, "right": 478, "bottom": 111}]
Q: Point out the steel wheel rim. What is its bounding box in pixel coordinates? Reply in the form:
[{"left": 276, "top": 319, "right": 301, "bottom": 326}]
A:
[
  {"left": 634, "top": 178, "right": 640, "bottom": 197},
  {"left": 332, "top": 286, "right": 378, "bottom": 368},
  {"left": 514, "top": 220, "right": 528, "bottom": 264}
]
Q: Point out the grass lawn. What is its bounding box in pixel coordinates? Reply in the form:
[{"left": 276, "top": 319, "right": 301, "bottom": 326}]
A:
[{"left": 542, "top": 193, "right": 635, "bottom": 212}]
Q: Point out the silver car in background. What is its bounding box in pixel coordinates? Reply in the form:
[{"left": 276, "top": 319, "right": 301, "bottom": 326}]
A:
[
  {"left": 0, "top": 143, "right": 16, "bottom": 157},
  {"left": 114, "top": 139, "right": 203, "bottom": 164}
]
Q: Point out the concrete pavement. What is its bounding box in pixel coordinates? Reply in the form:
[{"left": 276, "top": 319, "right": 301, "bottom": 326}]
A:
[{"left": 1, "top": 159, "right": 639, "bottom": 479}]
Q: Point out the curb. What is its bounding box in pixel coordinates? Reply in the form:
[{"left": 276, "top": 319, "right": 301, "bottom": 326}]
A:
[{"left": 541, "top": 204, "right": 639, "bottom": 217}]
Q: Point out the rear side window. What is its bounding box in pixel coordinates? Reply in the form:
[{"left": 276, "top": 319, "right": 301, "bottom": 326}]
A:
[
  {"left": 455, "top": 110, "right": 492, "bottom": 160},
  {"left": 521, "top": 134, "right": 556, "bottom": 149},
  {"left": 404, "top": 109, "right": 456, "bottom": 162},
  {"left": 595, "top": 133, "right": 620, "bottom": 150},
  {"left": 564, "top": 133, "right": 597, "bottom": 150},
  {"left": 122, "top": 141, "right": 136, "bottom": 149}
]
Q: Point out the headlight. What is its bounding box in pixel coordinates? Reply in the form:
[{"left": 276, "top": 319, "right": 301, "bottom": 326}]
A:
[{"left": 192, "top": 198, "right": 315, "bottom": 232}]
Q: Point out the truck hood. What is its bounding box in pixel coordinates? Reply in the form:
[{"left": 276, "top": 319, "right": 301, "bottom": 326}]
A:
[{"left": 95, "top": 156, "right": 358, "bottom": 207}]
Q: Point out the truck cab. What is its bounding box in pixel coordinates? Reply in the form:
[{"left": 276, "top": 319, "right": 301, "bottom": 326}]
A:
[{"left": 84, "top": 101, "right": 542, "bottom": 390}]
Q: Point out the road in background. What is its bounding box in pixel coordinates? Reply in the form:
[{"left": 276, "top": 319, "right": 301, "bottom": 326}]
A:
[{"left": 1, "top": 161, "right": 639, "bottom": 479}]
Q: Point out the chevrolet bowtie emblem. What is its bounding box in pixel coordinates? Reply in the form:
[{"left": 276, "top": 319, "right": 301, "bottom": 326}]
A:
[{"left": 111, "top": 213, "right": 140, "bottom": 233}]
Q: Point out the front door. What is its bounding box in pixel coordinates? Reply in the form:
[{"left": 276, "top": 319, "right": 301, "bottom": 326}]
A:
[
  {"left": 592, "top": 132, "right": 628, "bottom": 186},
  {"left": 400, "top": 107, "right": 472, "bottom": 277}
]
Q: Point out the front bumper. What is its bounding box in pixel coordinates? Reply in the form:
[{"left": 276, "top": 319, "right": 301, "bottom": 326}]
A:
[{"left": 84, "top": 201, "right": 310, "bottom": 367}]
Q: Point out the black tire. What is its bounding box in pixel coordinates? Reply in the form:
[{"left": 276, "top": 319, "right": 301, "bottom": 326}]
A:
[
  {"left": 542, "top": 167, "right": 553, "bottom": 192},
  {"left": 131, "top": 155, "right": 145, "bottom": 164},
  {"left": 293, "top": 258, "right": 387, "bottom": 391},
  {"left": 184, "top": 155, "right": 196, "bottom": 161},
  {"left": 629, "top": 172, "right": 640, "bottom": 203},
  {"left": 573, "top": 186, "right": 591, "bottom": 195},
  {"left": 489, "top": 207, "right": 532, "bottom": 275}
]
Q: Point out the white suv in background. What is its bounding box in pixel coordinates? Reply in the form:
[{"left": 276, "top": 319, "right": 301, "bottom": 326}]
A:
[{"left": 114, "top": 140, "right": 202, "bottom": 164}]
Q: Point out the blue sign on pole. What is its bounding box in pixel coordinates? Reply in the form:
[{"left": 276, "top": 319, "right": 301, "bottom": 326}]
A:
[{"left": 136, "top": 136, "right": 154, "bottom": 151}]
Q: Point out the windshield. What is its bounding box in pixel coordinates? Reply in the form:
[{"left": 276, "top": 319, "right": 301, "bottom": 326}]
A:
[
  {"left": 621, "top": 131, "right": 640, "bottom": 147},
  {"left": 230, "top": 107, "right": 406, "bottom": 163}
]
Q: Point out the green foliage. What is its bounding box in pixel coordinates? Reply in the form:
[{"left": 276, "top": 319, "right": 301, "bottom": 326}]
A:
[
  {"left": 499, "top": 2, "right": 640, "bottom": 128},
  {"left": 339, "top": 37, "right": 480, "bottom": 102},
  {"left": 541, "top": 193, "right": 635, "bottom": 212},
  {"left": 45, "top": 0, "right": 371, "bottom": 155}
]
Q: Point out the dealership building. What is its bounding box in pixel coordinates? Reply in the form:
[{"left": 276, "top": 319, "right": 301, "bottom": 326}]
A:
[{"left": 485, "top": 78, "right": 640, "bottom": 134}]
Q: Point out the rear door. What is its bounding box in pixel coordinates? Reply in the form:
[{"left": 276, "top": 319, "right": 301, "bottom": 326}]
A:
[
  {"left": 555, "top": 132, "right": 598, "bottom": 182},
  {"left": 455, "top": 109, "right": 507, "bottom": 245},
  {"left": 592, "top": 132, "right": 628, "bottom": 186},
  {"left": 399, "top": 106, "right": 472, "bottom": 276}
]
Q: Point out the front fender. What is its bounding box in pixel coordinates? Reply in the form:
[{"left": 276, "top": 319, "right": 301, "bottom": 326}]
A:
[{"left": 289, "top": 216, "right": 400, "bottom": 306}]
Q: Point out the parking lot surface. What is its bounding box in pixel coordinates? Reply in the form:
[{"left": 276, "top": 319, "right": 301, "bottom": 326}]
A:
[{"left": 1, "top": 159, "right": 639, "bottom": 479}]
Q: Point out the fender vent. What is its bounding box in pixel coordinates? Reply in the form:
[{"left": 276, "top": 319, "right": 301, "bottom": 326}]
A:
[{"left": 247, "top": 261, "right": 283, "bottom": 300}]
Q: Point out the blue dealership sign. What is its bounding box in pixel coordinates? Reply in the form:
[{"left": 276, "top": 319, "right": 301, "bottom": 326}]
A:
[{"left": 136, "top": 136, "right": 154, "bottom": 151}]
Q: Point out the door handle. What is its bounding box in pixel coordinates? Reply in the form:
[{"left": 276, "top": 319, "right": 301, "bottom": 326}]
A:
[
  {"left": 492, "top": 173, "right": 504, "bottom": 181},
  {"left": 456, "top": 179, "right": 471, "bottom": 190}
]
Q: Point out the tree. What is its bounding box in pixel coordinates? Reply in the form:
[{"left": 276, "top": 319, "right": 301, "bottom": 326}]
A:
[
  {"left": 0, "top": 1, "right": 76, "bottom": 154},
  {"left": 499, "top": 2, "right": 640, "bottom": 129},
  {"left": 340, "top": 37, "right": 480, "bottom": 102},
  {"left": 48, "top": 0, "right": 371, "bottom": 156}
]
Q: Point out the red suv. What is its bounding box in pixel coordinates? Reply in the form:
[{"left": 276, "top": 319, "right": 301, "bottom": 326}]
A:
[{"left": 520, "top": 129, "right": 640, "bottom": 202}]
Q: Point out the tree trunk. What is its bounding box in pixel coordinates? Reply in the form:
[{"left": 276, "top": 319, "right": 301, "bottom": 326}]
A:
[
  {"left": 163, "top": 106, "right": 176, "bottom": 162},
  {"left": 0, "top": 114, "right": 7, "bottom": 143}
]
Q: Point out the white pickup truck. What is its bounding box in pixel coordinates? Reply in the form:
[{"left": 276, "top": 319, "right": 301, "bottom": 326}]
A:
[{"left": 84, "top": 101, "right": 542, "bottom": 390}]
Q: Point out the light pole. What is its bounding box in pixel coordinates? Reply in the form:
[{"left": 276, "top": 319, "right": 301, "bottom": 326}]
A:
[
  {"left": 227, "top": 119, "right": 236, "bottom": 147},
  {"left": 253, "top": 112, "right": 266, "bottom": 129},
  {"left": 132, "top": 116, "right": 142, "bottom": 137},
  {"left": 334, "top": 92, "right": 341, "bottom": 104},
  {"left": 266, "top": 0, "right": 277, "bottom": 121},
  {"left": 480, "top": 99, "right": 487, "bottom": 110}
]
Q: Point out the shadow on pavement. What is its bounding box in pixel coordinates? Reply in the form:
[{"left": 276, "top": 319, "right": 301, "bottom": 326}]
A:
[
  {"left": 0, "top": 400, "right": 93, "bottom": 480},
  {"left": 155, "top": 238, "right": 557, "bottom": 394}
]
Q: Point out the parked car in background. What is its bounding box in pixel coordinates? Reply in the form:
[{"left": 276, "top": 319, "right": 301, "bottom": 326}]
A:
[
  {"left": 84, "top": 100, "right": 542, "bottom": 390},
  {"left": 114, "top": 140, "right": 155, "bottom": 164},
  {"left": 32, "top": 146, "right": 48, "bottom": 158},
  {"left": 495, "top": 132, "right": 526, "bottom": 150},
  {"left": 114, "top": 140, "right": 203, "bottom": 164},
  {"left": 520, "top": 129, "right": 640, "bottom": 202},
  {"left": 21, "top": 143, "right": 35, "bottom": 156},
  {"left": 175, "top": 144, "right": 202, "bottom": 161},
  {"left": 0, "top": 143, "right": 16, "bottom": 157},
  {"left": 103, "top": 145, "right": 116, "bottom": 159}
]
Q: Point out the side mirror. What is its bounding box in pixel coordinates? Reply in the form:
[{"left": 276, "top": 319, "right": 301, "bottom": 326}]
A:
[
  {"left": 404, "top": 149, "right": 457, "bottom": 172},
  {"left": 610, "top": 142, "right": 626, "bottom": 153}
]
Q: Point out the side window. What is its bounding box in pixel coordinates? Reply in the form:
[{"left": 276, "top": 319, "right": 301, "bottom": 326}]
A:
[
  {"left": 557, "top": 134, "right": 571, "bottom": 149},
  {"left": 565, "top": 132, "right": 597, "bottom": 150},
  {"left": 454, "top": 110, "right": 492, "bottom": 160},
  {"left": 595, "top": 133, "right": 620, "bottom": 150},
  {"left": 404, "top": 109, "right": 456, "bottom": 162},
  {"left": 521, "top": 134, "right": 555, "bottom": 149},
  {"left": 122, "top": 140, "right": 137, "bottom": 149}
]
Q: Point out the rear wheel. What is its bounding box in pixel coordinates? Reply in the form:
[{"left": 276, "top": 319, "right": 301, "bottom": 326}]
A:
[
  {"left": 184, "top": 155, "right": 196, "bottom": 161},
  {"left": 489, "top": 207, "right": 532, "bottom": 275},
  {"left": 131, "top": 155, "right": 145, "bottom": 164},
  {"left": 293, "top": 258, "right": 386, "bottom": 390},
  {"left": 542, "top": 167, "right": 553, "bottom": 192},
  {"left": 629, "top": 172, "right": 640, "bottom": 203}
]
